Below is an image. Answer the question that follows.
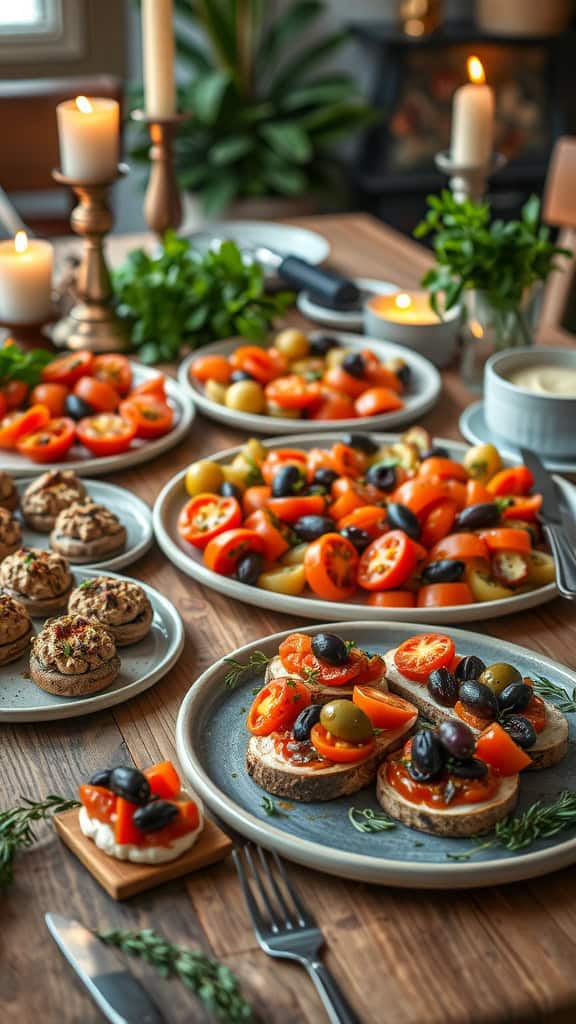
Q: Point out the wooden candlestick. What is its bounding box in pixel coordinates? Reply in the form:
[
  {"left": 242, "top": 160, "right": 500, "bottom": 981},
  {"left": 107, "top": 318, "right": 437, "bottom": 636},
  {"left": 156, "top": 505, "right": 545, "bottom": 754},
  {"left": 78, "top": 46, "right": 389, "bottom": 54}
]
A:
[{"left": 132, "top": 110, "right": 188, "bottom": 238}]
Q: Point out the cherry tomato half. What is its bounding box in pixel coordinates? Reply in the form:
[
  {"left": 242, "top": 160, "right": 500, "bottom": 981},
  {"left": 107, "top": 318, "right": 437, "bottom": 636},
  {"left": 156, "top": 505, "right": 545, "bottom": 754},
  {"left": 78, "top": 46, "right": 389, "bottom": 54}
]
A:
[
  {"left": 1, "top": 379, "right": 28, "bottom": 410},
  {"left": 17, "top": 417, "right": 76, "bottom": 463},
  {"left": 267, "top": 494, "right": 326, "bottom": 524},
  {"left": 191, "top": 354, "right": 232, "bottom": 386},
  {"left": 42, "top": 350, "right": 94, "bottom": 387},
  {"left": 304, "top": 533, "right": 359, "bottom": 601},
  {"left": 486, "top": 466, "right": 534, "bottom": 497},
  {"left": 247, "top": 679, "right": 311, "bottom": 736},
  {"left": 119, "top": 394, "right": 174, "bottom": 438},
  {"left": 357, "top": 531, "right": 417, "bottom": 592},
  {"left": 74, "top": 375, "right": 120, "bottom": 413},
  {"left": 393, "top": 633, "right": 456, "bottom": 683},
  {"left": 30, "top": 382, "right": 68, "bottom": 417},
  {"left": 429, "top": 532, "right": 489, "bottom": 562},
  {"left": 177, "top": 494, "right": 242, "bottom": 549},
  {"left": 0, "top": 404, "right": 51, "bottom": 449},
  {"left": 260, "top": 449, "right": 307, "bottom": 486},
  {"left": 420, "top": 500, "right": 458, "bottom": 548},
  {"left": 310, "top": 388, "right": 356, "bottom": 421},
  {"left": 277, "top": 632, "right": 365, "bottom": 687},
  {"left": 230, "top": 345, "right": 286, "bottom": 384},
  {"left": 354, "top": 387, "right": 404, "bottom": 418},
  {"left": 366, "top": 591, "right": 416, "bottom": 608},
  {"left": 265, "top": 375, "right": 321, "bottom": 410},
  {"left": 76, "top": 413, "right": 136, "bottom": 457},
  {"left": 203, "top": 528, "right": 266, "bottom": 575},
  {"left": 475, "top": 722, "right": 532, "bottom": 775},
  {"left": 79, "top": 784, "right": 116, "bottom": 824},
  {"left": 352, "top": 686, "right": 417, "bottom": 730},
  {"left": 478, "top": 528, "right": 531, "bottom": 554},
  {"left": 416, "top": 582, "right": 475, "bottom": 607},
  {"left": 243, "top": 509, "right": 290, "bottom": 561},
  {"left": 92, "top": 354, "right": 133, "bottom": 396},
  {"left": 310, "top": 722, "right": 375, "bottom": 764}
]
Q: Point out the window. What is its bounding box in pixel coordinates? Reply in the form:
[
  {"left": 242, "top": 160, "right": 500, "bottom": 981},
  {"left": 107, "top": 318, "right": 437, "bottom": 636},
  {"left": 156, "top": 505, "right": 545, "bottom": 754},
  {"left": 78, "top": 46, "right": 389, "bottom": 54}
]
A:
[{"left": 0, "top": 0, "right": 85, "bottom": 62}]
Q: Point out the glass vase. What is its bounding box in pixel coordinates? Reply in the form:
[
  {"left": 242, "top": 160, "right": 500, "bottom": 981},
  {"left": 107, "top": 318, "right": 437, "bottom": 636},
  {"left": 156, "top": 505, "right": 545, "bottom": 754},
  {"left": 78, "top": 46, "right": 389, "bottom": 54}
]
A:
[{"left": 460, "top": 287, "right": 541, "bottom": 392}]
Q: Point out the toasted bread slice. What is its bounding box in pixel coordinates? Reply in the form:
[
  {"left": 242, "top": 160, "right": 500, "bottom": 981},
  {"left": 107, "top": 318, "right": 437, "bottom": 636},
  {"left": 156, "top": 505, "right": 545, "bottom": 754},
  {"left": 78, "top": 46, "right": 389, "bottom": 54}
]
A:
[
  {"left": 265, "top": 654, "right": 388, "bottom": 704},
  {"left": 376, "top": 760, "right": 519, "bottom": 837},
  {"left": 383, "top": 650, "right": 569, "bottom": 770}
]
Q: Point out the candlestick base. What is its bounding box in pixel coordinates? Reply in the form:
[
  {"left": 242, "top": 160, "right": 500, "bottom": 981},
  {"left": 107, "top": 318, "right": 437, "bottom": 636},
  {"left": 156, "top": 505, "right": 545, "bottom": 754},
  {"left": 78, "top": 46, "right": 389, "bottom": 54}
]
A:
[
  {"left": 131, "top": 110, "right": 189, "bottom": 239},
  {"left": 435, "top": 151, "right": 507, "bottom": 203}
]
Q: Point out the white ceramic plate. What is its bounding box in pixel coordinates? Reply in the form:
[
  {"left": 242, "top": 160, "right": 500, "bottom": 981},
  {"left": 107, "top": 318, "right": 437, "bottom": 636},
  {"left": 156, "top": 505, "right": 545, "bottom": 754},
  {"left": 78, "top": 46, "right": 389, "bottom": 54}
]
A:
[
  {"left": 460, "top": 401, "right": 576, "bottom": 475},
  {"left": 176, "top": 620, "right": 576, "bottom": 889},
  {"left": 296, "top": 277, "right": 400, "bottom": 330},
  {"left": 178, "top": 332, "right": 442, "bottom": 435},
  {"left": 0, "top": 568, "right": 183, "bottom": 722},
  {"left": 184, "top": 221, "right": 330, "bottom": 284},
  {"left": 153, "top": 431, "right": 567, "bottom": 624},
  {"left": 1, "top": 364, "right": 194, "bottom": 477},
  {"left": 15, "top": 478, "right": 153, "bottom": 572}
]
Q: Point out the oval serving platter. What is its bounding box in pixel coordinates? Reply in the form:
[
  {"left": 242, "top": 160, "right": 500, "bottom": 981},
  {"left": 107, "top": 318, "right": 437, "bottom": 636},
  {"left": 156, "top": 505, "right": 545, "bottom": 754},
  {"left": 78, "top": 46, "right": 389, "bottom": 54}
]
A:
[
  {"left": 153, "top": 431, "right": 567, "bottom": 625},
  {"left": 178, "top": 331, "right": 441, "bottom": 434},
  {"left": 0, "top": 568, "right": 183, "bottom": 722},
  {"left": 176, "top": 620, "right": 576, "bottom": 890}
]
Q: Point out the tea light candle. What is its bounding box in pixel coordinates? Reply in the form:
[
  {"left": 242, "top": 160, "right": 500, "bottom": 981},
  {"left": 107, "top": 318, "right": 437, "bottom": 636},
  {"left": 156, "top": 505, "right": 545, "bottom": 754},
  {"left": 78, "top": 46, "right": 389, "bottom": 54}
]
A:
[
  {"left": 0, "top": 231, "right": 53, "bottom": 324},
  {"left": 363, "top": 291, "right": 460, "bottom": 368},
  {"left": 372, "top": 291, "right": 440, "bottom": 325},
  {"left": 451, "top": 56, "right": 494, "bottom": 167},
  {"left": 142, "top": 0, "right": 176, "bottom": 118},
  {"left": 56, "top": 96, "right": 120, "bottom": 182}
]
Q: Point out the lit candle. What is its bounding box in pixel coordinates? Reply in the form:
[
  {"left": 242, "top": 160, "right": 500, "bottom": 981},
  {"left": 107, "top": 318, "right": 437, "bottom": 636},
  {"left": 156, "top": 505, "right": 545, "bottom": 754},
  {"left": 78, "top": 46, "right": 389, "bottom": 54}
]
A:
[
  {"left": 142, "top": 0, "right": 176, "bottom": 118},
  {"left": 450, "top": 56, "right": 494, "bottom": 167},
  {"left": 56, "top": 96, "right": 120, "bottom": 182},
  {"left": 371, "top": 291, "right": 441, "bottom": 325},
  {"left": 364, "top": 290, "right": 460, "bottom": 368},
  {"left": 0, "top": 231, "right": 53, "bottom": 324}
]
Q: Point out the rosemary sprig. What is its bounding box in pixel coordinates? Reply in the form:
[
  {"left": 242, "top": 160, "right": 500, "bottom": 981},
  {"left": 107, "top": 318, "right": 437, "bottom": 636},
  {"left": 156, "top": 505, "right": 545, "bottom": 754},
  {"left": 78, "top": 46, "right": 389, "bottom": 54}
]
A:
[
  {"left": 99, "top": 929, "right": 254, "bottom": 1023},
  {"left": 447, "top": 790, "right": 576, "bottom": 862},
  {"left": 260, "top": 796, "right": 285, "bottom": 817},
  {"left": 533, "top": 676, "right": 576, "bottom": 713},
  {"left": 348, "top": 807, "right": 397, "bottom": 834},
  {"left": 223, "top": 651, "right": 271, "bottom": 689},
  {"left": 0, "top": 794, "right": 80, "bottom": 890}
]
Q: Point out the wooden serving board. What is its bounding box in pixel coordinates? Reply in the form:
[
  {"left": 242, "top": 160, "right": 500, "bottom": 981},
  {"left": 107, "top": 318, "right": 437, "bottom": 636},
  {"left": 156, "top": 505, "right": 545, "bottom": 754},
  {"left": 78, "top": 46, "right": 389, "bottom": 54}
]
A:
[{"left": 54, "top": 809, "right": 233, "bottom": 900}]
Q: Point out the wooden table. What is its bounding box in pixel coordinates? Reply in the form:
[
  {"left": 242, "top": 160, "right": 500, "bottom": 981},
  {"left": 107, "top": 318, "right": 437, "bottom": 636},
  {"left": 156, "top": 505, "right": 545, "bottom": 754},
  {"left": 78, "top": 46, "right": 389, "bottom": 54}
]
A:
[{"left": 4, "top": 214, "right": 576, "bottom": 1024}]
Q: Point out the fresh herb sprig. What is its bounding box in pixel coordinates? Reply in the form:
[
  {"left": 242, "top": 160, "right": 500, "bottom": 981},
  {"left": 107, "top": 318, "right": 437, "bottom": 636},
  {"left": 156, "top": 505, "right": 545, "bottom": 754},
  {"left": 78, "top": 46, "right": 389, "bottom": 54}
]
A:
[
  {"left": 348, "top": 807, "right": 397, "bottom": 834},
  {"left": 0, "top": 344, "right": 53, "bottom": 387},
  {"left": 533, "top": 676, "right": 576, "bottom": 713},
  {"left": 0, "top": 794, "right": 80, "bottom": 890},
  {"left": 223, "top": 651, "right": 271, "bottom": 689},
  {"left": 260, "top": 796, "right": 286, "bottom": 817},
  {"left": 99, "top": 929, "right": 254, "bottom": 1023},
  {"left": 447, "top": 790, "right": 576, "bottom": 862}
]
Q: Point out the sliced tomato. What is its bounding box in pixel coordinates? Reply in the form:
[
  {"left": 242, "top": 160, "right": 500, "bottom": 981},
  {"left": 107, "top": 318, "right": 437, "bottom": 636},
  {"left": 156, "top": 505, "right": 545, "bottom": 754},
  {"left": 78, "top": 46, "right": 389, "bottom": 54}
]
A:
[
  {"left": 328, "top": 486, "right": 366, "bottom": 521},
  {"left": 364, "top": 362, "right": 403, "bottom": 393},
  {"left": 204, "top": 528, "right": 266, "bottom": 575},
  {"left": 1, "top": 379, "right": 28, "bottom": 410},
  {"left": 0, "top": 404, "right": 51, "bottom": 449},
  {"left": 393, "top": 633, "right": 456, "bottom": 683},
  {"left": 119, "top": 394, "right": 174, "bottom": 438},
  {"left": 491, "top": 550, "right": 529, "bottom": 587},
  {"left": 115, "top": 797, "right": 142, "bottom": 846},
  {"left": 310, "top": 387, "right": 357, "bottom": 421},
  {"left": 475, "top": 722, "right": 532, "bottom": 775},
  {"left": 265, "top": 374, "right": 321, "bottom": 410},
  {"left": 478, "top": 528, "right": 531, "bottom": 554},
  {"left": 501, "top": 494, "right": 543, "bottom": 521},
  {"left": 79, "top": 784, "right": 116, "bottom": 824},
  {"left": 42, "top": 350, "right": 94, "bottom": 387},
  {"left": 367, "top": 591, "right": 416, "bottom": 608},
  {"left": 352, "top": 651, "right": 387, "bottom": 685},
  {"left": 417, "top": 582, "right": 475, "bottom": 607},
  {"left": 354, "top": 387, "right": 404, "bottom": 418},
  {"left": 230, "top": 345, "right": 286, "bottom": 384},
  {"left": 353, "top": 686, "right": 417, "bottom": 730},
  {"left": 267, "top": 494, "right": 326, "bottom": 524},
  {"left": 465, "top": 479, "right": 492, "bottom": 506},
  {"left": 429, "top": 533, "right": 489, "bottom": 562},
  {"left": 29, "top": 382, "right": 68, "bottom": 417},
  {"left": 324, "top": 365, "right": 367, "bottom": 398},
  {"left": 419, "top": 457, "right": 468, "bottom": 482},
  {"left": 131, "top": 375, "right": 167, "bottom": 400},
  {"left": 357, "top": 531, "right": 417, "bottom": 592},
  {"left": 17, "top": 417, "right": 75, "bottom": 463},
  {"left": 178, "top": 494, "right": 242, "bottom": 549},
  {"left": 277, "top": 632, "right": 365, "bottom": 687},
  {"left": 420, "top": 500, "right": 458, "bottom": 548},
  {"left": 330, "top": 442, "right": 367, "bottom": 478},
  {"left": 190, "top": 353, "right": 231, "bottom": 386},
  {"left": 93, "top": 354, "right": 133, "bottom": 396},
  {"left": 523, "top": 694, "right": 547, "bottom": 733},
  {"left": 247, "top": 679, "right": 311, "bottom": 736},
  {"left": 306, "top": 446, "right": 336, "bottom": 480},
  {"left": 278, "top": 632, "right": 318, "bottom": 676},
  {"left": 486, "top": 466, "right": 534, "bottom": 497},
  {"left": 74, "top": 375, "right": 120, "bottom": 413},
  {"left": 261, "top": 449, "right": 307, "bottom": 486},
  {"left": 145, "top": 761, "right": 181, "bottom": 800},
  {"left": 454, "top": 700, "right": 492, "bottom": 732},
  {"left": 310, "top": 722, "right": 375, "bottom": 764},
  {"left": 391, "top": 479, "right": 447, "bottom": 519},
  {"left": 76, "top": 413, "right": 136, "bottom": 456},
  {"left": 304, "top": 533, "right": 359, "bottom": 601},
  {"left": 338, "top": 505, "right": 388, "bottom": 540},
  {"left": 244, "top": 508, "right": 290, "bottom": 561},
  {"left": 437, "top": 479, "right": 467, "bottom": 509}
]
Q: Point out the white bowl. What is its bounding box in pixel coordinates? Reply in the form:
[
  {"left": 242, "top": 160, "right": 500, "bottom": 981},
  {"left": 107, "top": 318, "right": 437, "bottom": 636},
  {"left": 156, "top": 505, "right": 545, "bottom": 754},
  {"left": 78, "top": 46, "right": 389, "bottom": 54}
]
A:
[{"left": 484, "top": 347, "right": 576, "bottom": 457}]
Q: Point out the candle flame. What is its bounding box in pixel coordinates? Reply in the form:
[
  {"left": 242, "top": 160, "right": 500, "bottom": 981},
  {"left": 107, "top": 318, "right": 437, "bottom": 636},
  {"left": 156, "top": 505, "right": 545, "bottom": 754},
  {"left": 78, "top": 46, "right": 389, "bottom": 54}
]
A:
[
  {"left": 470, "top": 319, "right": 484, "bottom": 339},
  {"left": 75, "top": 95, "right": 93, "bottom": 114},
  {"left": 14, "top": 231, "right": 28, "bottom": 254},
  {"left": 467, "top": 56, "right": 486, "bottom": 85},
  {"left": 395, "top": 293, "right": 412, "bottom": 311}
]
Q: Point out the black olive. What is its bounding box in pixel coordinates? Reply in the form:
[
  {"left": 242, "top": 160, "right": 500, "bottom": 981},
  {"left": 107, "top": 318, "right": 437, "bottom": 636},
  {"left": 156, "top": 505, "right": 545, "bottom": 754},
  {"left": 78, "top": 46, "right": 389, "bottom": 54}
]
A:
[
  {"left": 309, "top": 334, "right": 339, "bottom": 356},
  {"left": 455, "top": 503, "right": 500, "bottom": 531},
  {"left": 65, "top": 394, "right": 94, "bottom": 420},
  {"left": 420, "top": 445, "right": 450, "bottom": 461},
  {"left": 449, "top": 758, "right": 488, "bottom": 780},
  {"left": 342, "top": 433, "right": 379, "bottom": 455},
  {"left": 395, "top": 364, "right": 411, "bottom": 387},
  {"left": 501, "top": 715, "right": 537, "bottom": 749},
  {"left": 421, "top": 559, "right": 465, "bottom": 584},
  {"left": 455, "top": 655, "right": 486, "bottom": 682},
  {"left": 386, "top": 502, "right": 421, "bottom": 540},
  {"left": 236, "top": 552, "right": 265, "bottom": 586},
  {"left": 292, "top": 704, "right": 323, "bottom": 742},
  {"left": 427, "top": 667, "right": 459, "bottom": 707},
  {"left": 108, "top": 766, "right": 151, "bottom": 806},
  {"left": 340, "top": 526, "right": 371, "bottom": 552},
  {"left": 438, "top": 720, "right": 475, "bottom": 759},
  {"left": 293, "top": 515, "right": 334, "bottom": 542},
  {"left": 459, "top": 680, "right": 499, "bottom": 721},
  {"left": 271, "top": 464, "right": 303, "bottom": 497},
  {"left": 132, "top": 800, "right": 180, "bottom": 833},
  {"left": 313, "top": 467, "right": 339, "bottom": 488},
  {"left": 342, "top": 352, "right": 365, "bottom": 378},
  {"left": 498, "top": 681, "right": 533, "bottom": 714},
  {"left": 230, "top": 369, "right": 255, "bottom": 383},
  {"left": 410, "top": 730, "right": 445, "bottom": 781},
  {"left": 311, "top": 632, "right": 348, "bottom": 666},
  {"left": 365, "top": 463, "right": 397, "bottom": 492},
  {"left": 219, "top": 480, "right": 242, "bottom": 500},
  {"left": 89, "top": 768, "right": 112, "bottom": 788}
]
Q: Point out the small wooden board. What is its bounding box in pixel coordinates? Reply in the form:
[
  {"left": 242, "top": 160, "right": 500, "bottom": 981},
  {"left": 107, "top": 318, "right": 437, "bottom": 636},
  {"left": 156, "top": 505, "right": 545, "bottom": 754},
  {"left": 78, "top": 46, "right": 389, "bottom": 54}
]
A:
[{"left": 54, "top": 809, "right": 233, "bottom": 900}]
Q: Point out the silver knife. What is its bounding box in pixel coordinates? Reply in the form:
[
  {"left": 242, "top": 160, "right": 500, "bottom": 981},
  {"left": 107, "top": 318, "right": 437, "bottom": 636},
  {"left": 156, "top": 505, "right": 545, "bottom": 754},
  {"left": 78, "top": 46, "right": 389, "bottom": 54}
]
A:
[
  {"left": 45, "top": 913, "right": 165, "bottom": 1024},
  {"left": 520, "top": 447, "right": 576, "bottom": 600}
]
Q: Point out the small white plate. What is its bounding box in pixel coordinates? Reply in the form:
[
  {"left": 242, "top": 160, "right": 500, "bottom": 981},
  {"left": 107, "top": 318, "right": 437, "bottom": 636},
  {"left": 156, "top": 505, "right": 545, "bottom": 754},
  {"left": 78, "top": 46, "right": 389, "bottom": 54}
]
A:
[
  {"left": 15, "top": 478, "right": 153, "bottom": 572},
  {"left": 460, "top": 401, "right": 576, "bottom": 475},
  {"left": 1, "top": 364, "right": 194, "bottom": 477},
  {"left": 184, "top": 221, "right": 330, "bottom": 285},
  {"left": 297, "top": 277, "right": 400, "bottom": 330},
  {"left": 0, "top": 568, "right": 183, "bottom": 722},
  {"left": 179, "top": 332, "right": 442, "bottom": 435}
]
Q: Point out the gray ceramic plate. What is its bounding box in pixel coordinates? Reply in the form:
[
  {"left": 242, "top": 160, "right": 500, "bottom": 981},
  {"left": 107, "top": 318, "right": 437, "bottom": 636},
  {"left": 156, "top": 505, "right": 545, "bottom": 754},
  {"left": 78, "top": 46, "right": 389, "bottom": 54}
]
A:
[
  {"left": 15, "top": 478, "right": 153, "bottom": 572},
  {"left": 0, "top": 568, "right": 183, "bottom": 722},
  {"left": 460, "top": 401, "right": 576, "bottom": 475},
  {"left": 176, "top": 621, "right": 576, "bottom": 889}
]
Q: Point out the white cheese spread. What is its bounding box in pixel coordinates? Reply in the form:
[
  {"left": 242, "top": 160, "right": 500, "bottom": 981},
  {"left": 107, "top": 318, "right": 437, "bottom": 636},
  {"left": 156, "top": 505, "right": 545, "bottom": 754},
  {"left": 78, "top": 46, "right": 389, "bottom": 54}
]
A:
[{"left": 79, "top": 790, "right": 204, "bottom": 864}]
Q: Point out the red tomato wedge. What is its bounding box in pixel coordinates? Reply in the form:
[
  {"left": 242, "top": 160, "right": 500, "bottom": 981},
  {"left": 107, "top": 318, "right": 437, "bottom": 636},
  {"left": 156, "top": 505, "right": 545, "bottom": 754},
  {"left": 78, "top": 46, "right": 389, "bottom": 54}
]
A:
[
  {"left": 475, "top": 722, "right": 532, "bottom": 775},
  {"left": 393, "top": 633, "right": 456, "bottom": 683},
  {"left": 420, "top": 500, "right": 457, "bottom": 548},
  {"left": 354, "top": 387, "right": 404, "bottom": 418},
  {"left": 478, "top": 528, "right": 531, "bottom": 554},
  {"left": 74, "top": 375, "right": 120, "bottom": 413},
  {"left": 338, "top": 505, "right": 388, "bottom": 540},
  {"left": 145, "top": 761, "right": 181, "bottom": 800},
  {"left": 177, "top": 494, "right": 242, "bottom": 549},
  {"left": 17, "top": 417, "right": 76, "bottom": 463},
  {"left": 391, "top": 480, "right": 447, "bottom": 519},
  {"left": 486, "top": 466, "right": 534, "bottom": 497},
  {"left": 267, "top": 494, "right": 326, "bottom": 523},
  {"left": 357, "top": 531, "right": 417, "bottom": 591},
  {"left": 304, "top": 533, "right": 359, "bottom": 601},
  {"left": 367, "top": 591, "right": 416, "bottom": 608},
  {"left": 260, "top": 449, "right": 307, "bottom": 486},
  {"left": 115, "top": 797, "right": 142, "bottom": 846},
  {"left": 523, "top": 694, "right": 547, "bottom": 733},
  {"left": 79, "top": 784, "right": 116, "bottom": 824},
  {"left": 311, "top": 388, "right": 357, "bottom": 421},
  {"left": 92, "top": 354, "right": 133, "bottom": 395},
  {"left": 277, "top": 633, "right": 367, "bottom": 687},
  {"left": 247, "top": 679, "right": 311, "bottom": 736},
  {"left": 190, "top": 354, "right": 231, "bottom": 385},
  {"left": 30, "top": 382, "right": 68, "bottom": 418},
  {"left": 353, "top": 686, "right": 417, "bottom": 730},
  {"left": 417, "top": 582, "right": 475, "bottom": 607},
  {"left": 204, "top": 528, "right": 265, "bottom": 575},
  {"left": 230, "top": 345, "right": 286, "bottom": 384},
  {"left": 501, "top": 495, "right": 542, "bottom": 520},
  {"left": 242, "top": 486, "right": 272, "bottom": 516},
  {"left": 42, "top": 350, "right": 94, "bottom": 387},
  {"left": 429, "top": 533, "right": 489, "bottom": 562},
  {"left": 243, "top": 509, "right": 290, "bottom": 561},
  {"left": 119, "top": 394, "right": 174, "bottom": 438},
  {"left": 265, "top": 375, "right": 321, "bottom": 410},
  {"left": 419, "top": 457, "right": 469, "bottom": 482},
  {"left": 310, "top": 723, "right": 375, "bottom": 764}
]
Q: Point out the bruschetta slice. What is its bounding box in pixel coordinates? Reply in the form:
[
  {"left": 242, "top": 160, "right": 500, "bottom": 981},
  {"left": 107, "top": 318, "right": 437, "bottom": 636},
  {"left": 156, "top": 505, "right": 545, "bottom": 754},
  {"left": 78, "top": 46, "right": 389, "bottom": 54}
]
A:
[{"left": 265, "top": 631, "right": 388, "bottom": 704}]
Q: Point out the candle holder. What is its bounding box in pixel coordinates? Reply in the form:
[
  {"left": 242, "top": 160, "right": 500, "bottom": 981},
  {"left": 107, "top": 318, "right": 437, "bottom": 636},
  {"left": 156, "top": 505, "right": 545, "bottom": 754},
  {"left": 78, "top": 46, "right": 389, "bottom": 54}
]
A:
[
  {"left": 0, "top": 310, "right": 59, "bottom": 352},
  {"left": 435, "top": 151, "right": 507, "bottom": 203},
  {"left": 131, "top": 110, "right": 189, "bottom": 238},
  {"left": 50, "top": 165, "right": 130, "bottom": 353}
]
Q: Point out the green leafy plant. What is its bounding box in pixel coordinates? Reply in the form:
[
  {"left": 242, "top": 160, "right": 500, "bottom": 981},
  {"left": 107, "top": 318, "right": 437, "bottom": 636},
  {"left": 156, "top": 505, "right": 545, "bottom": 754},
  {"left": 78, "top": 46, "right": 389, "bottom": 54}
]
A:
[
  {"left": 0, "top": 344, "right": 53, "bottom": 387},
  {"left": 132, "top": 0, "right": 375, "bottom": 215},
  {"left": 447, "top": 790, "right": 576, "bottom": 862},
  {"left": 0, "top": 794, "right": 80, "bottom": 890},
  {"left": 113, "top": 231, "right": 292, "bottom": 363}
]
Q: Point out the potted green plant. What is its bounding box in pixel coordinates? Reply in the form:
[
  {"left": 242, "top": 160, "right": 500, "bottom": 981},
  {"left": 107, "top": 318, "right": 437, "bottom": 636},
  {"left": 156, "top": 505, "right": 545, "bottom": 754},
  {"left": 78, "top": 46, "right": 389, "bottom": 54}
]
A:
[{"left": 133, "top": 0, "right": 375, "bottom": 219}]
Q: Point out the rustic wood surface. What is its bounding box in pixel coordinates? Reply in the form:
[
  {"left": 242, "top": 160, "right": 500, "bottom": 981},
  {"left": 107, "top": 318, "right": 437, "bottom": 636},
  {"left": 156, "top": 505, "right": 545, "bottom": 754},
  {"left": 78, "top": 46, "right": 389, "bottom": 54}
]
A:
[{"left": 3, "top": 214, "right": 576, "bottom": 1024}]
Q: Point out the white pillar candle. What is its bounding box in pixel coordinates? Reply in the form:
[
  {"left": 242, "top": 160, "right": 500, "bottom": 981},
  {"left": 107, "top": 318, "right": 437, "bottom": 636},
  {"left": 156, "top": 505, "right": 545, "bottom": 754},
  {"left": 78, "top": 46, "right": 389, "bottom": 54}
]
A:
[
  {"left": 0, "top": 232, "right": 53, "bottom": 324},
  {"left": 142, "top": 0, "right": 176, "bottom": 118},
  {"left": 56, "top": 96, "right": 120, "bottom": 182},
  {"left": 450, "top": 56, "right": 494, "bottom": 167}
]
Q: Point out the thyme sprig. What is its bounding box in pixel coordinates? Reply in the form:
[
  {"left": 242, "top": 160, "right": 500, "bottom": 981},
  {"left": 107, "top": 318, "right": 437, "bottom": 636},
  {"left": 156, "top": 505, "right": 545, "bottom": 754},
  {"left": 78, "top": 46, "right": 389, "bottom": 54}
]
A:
[
  {"left": 260, "top": 796, "right": 286, "bottom": 817},
  {"left": 98, "top": 929, "right": 254, "bottom": 1023},
  {"left": 348, "top": 807, "right": 397, "bottom": 834},
  {"left": 447, "top": 790, "right": 576, "bottom": 862},
  {"left": 223, "top": 651, "right": 271, "bottom": 689},
  {"left": 0, "top": 794, "right": 80, "bottom": 890},
  {"left": 533, "top": 676, "right": 576, "bottom": 713}
]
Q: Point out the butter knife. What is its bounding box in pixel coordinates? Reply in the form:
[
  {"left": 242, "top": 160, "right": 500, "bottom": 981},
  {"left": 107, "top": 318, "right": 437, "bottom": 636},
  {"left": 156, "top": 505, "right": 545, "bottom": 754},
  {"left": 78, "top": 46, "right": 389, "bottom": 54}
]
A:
[
  {"left": 45, "top": 913, "right": 165, "bottom": 1024},
  {"left": 520, "top": 447, "right": 576, "bottom": 600}
]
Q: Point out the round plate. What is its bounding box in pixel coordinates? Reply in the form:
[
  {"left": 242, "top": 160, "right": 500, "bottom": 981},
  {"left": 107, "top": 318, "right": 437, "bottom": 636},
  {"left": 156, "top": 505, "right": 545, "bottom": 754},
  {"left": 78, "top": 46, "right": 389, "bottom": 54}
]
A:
[
  {"left": 460, "top": 401, "right": 576, "bottom": 475},
  {"left": 178, "top": 332, "right": 441, "bottom": 435},
  {"left": 1, "top": 363, "right": 194, "bottom": 477},
  {"left": 177, "top": 620, "right": 576, "bottom": 889},
  {"left": 0, "top": 568, "right": 183, "bottom": 722},
  {"left": 296, "top": 277, "right": 400, "bottom": 330},
  {"left": 184, "top": 221, "right": 330, "bottom": 285},
  {"left": 15, "top": 478, "right": 153, "bottom": 572},
  {"left": 153, "top": 431, "right": 567, "bottom": 624}
]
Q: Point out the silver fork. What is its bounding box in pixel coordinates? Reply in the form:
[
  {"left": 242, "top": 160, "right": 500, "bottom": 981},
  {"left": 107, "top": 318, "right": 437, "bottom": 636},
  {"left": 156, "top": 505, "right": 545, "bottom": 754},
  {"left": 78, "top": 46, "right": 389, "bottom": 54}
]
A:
[{"left": 233, "top": 845, "right": 359, "bottom": 1024}]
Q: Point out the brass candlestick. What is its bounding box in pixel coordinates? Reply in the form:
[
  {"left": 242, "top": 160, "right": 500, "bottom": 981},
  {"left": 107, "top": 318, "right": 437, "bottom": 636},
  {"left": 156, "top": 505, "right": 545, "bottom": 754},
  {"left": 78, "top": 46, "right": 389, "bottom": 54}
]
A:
[
  {"left": 51, "top": 165, "right": 130, "bottom": 353},
  {"left": 132, "top": 110, "right": 188, "bottom": 238},
  {"left": 435, "top": 151, "right": 507, "bottom": 203}
]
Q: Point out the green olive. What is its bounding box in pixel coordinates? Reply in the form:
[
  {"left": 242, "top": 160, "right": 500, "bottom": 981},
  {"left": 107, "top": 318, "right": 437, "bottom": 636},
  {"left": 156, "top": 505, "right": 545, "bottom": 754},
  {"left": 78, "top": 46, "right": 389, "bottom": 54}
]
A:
[
  {"left": 185, "top": 460, "right": 223, "bottom": 497},
  {"left": 274, "top": 328, "right": 309, "bottom": 361},
  {"left": 225, "top": 380, "right": 265, "bottom": 413},
  {"left": 479, "top": 662, "right": 522, "bottom": 696},
  {"left": 320, "top": 700, "right": 373, "bottom": 743}
]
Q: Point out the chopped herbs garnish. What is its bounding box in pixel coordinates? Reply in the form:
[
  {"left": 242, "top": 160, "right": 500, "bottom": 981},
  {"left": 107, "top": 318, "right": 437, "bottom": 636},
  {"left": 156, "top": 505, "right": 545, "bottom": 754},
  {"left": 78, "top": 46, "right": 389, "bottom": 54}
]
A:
[
  {"left": 79, "top": 579, "right": 96, "bottom": 590},
  {"left": 0, "top": 794, "right": 80, "bottom": 890},
  {"left": 533, "top": 676, "right": 576, "bottom": 713},
  {"left": 223, "top": 651, "right": 271, "bottom": 689},
  {"left": 447, "top": 790, "right": 576, "bottom": 861},
  {"left": 344, "top": 639, "right": 357, "bottom": 655},
  {"left": 302, "top": 665, "right": 320, "bottom": 685},
  {"left": 63, "top": 642, "right": 72, "bottom": 657},
  {"left": 260, "top": 796, "right": 285, "bottom": 817},
  {"left": 348, "top": 807, "right": 397, "bottom": 834}
]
